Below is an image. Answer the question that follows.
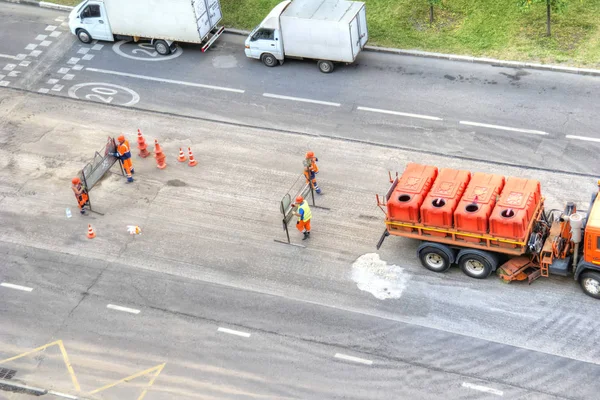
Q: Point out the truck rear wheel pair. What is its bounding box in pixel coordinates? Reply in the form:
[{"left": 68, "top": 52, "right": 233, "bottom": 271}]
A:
[{"left": 418, "top": 245, "right": 495, "bottom": 279}]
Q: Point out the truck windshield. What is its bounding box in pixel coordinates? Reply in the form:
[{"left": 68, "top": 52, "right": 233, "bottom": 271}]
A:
[{"left": 76, "top": 1, "right": 89, "bottom": 12}]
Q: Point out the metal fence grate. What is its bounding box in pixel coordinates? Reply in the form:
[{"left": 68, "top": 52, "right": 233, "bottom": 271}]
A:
[{"left": 0, "top": 368, "right": 16, "bottom": 379}]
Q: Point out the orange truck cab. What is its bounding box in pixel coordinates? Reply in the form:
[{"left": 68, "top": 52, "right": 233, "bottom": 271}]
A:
[{"left": 574, "top": 191, "right": 600, "bottom": 297}]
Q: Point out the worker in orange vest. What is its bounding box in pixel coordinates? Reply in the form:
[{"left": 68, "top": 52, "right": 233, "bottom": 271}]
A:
[
  {"left": 303, "top": 151, "right": 321, "bottom": 194},
  {"left": 111, "top": 135, "right": 134, "bottom": 183},
  {"left": 71, "top": 177, "right": 89, "bottom": 214},
  {"left": 293, "top": 195, "right": 312, "bottom": 240}
]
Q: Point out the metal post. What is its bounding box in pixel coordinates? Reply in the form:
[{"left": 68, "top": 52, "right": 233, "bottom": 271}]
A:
[
  {"left": 284, "top": 219, "right": 290, "bottom": 244},
  {"left": 113, "top": 138, "right": 125, "bottom": 176}
]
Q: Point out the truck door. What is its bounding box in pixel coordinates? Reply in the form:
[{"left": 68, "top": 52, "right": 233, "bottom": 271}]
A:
[
  {"left": 79, "top": 3, "right": 112, "bottom": 41},
  {"left": 248, "top": 28, "right": 280, "bottom": 59},
  {"left": 357, "top": 6, "right": 368, "bottom": 48},
  {"left": 192, "top": 0, "right": 211, "bottom": 40},
  {"left": 207, "top": 0, "right": 223, "bottom": 28},
  {"left": 349, "top": 17, "right": 360, "bottom": 59}
]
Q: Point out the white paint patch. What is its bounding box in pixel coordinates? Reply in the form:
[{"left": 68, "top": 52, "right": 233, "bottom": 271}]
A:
[
  {"left": 3, "top": 64, "right": 16, "bottom": 71},
  {"left": 35, "top": 34, "right": 48, "bottom": 41},
  {"left": 357, "top": 106, "right": 443, "bottom": 121},
  {"left": 107, "top": 304, "right": 140, "bottom": 314},
  {"left": 67, "top": 57, "right": 80, "bottom": 65},
  {"left": 334, "top": 353, "right": 373, "bottom": 365},
  {"left": 0, "top": 54, "right": 16, "bottom": 60},
  {"left": 62, "top": 74, "right": 75, "bottom": 81},
  {"left": 351, "top": 253, "right": 409, "bottom": 300},
  {"left": 1, "top": 282, "right": 33, "bottom": 292},
  {"left": 7, "top": 71, "right": 21, "bottom": 77},
  {"left": 566, "top": 135, "right": 600, "bottom": 143},
  {"left": 47, "top": 79, "right": 59, "bottom": 84},
  {"left": 45, "top": 25, "right": 57, "bottom": 31},
  {"left": 263, "top": 93, "right": 341, "bottom": 107},
  {"left": 19, "top": 61, "right": 31, "bottom": 67},
  {"left": 57, "top": 67, "right": 70, "bottom": 74},
  {"left": 0, "top": 74, "right": 4, "bottom": 80},
  {"left": 51, "top": 84, "right": 64, "bottom": 91},
  {"left": 77, "top": 48, "right": 90, "bottom": 55},
  {"left": 39, "top": 41, "right": 52, "bottom": 47},
  {"left": 38, "top": 88, "right": 50, "bottom": 93},
  {"left": 25, "top": 44, "right": 38, "bottom": 50},
  {"left": 217, "top": 327, "right": 251, "bottom": 338},
  {"left": 49, "top": 31, "right": 62, "bottom": 38},
  {"left": 15, "top": 54, "right": 26, "bottom": 60},
  {"left": 462, "top": 382, "right": 503, "bottom": 396},
  {"left": 212, "top": 54, "right": 238, "bottom": 69},
  {"left": 0, "top": 81, "right": 9, "bottom": 87},
  {"left": 459, "top": 121, "right": 548, "bottom": 136},
  {"left": 82, "top": 54, "right": 95, "bottom": 61},
  {"left": 47, "top": 390, "right": 78, "bottom": 399},
  {"left": 29, "top": 50, "right": 42, "bottom": 57},
  {"left": 91, "top": 44, "right": 104, "bottom": 51},
  {"left": 71, "top": 65, "right": 84, "bottom": 71}
]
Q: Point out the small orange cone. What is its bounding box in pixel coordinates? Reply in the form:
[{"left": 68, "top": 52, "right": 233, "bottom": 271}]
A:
[
  {"left": 137, "top": 129, "right": 150, "bottom": 158},
  {"left": 87, "top": 224, "right": 96, "bottom": 239},
  {"left": 154, "top": 139, "right": 167, "bottom": 169},
  {"left": 188, "top": 147, "right": 198, "bottom": 167},
  {"left": 177, "top": 147, "right": 187, "bottom": 162}
]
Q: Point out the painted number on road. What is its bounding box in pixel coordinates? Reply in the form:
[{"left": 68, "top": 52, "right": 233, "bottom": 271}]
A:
[
  {"left": 68, "top": 83, "right": 140, "bottom": 107},
  {"left": 113, "top": 41, "right": 183, "bottom": 61}
]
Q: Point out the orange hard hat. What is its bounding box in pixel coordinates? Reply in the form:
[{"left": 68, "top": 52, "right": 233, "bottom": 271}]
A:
[
  {"left": 306, "top": 151, "right": 314, "bottom": 158},
  {"left": 295, "top": 196, "right": 304, "bottom": 204},
  {"left": 72, "top": 177, "right": 80, "bottom": 185},
  {"left": 117, "top": 135, "right": 125, "bottom": 142}
]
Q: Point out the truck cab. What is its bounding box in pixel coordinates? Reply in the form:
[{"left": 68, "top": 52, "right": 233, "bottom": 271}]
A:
[
  {"left": 69, "top": 1, "right": 114, "bottom": 44},
  {"left": 575, "top": 191, "right": 600, "bottom": 298},
  {"left": 244, "top": 1, "right": 289, "bottom": 67}
]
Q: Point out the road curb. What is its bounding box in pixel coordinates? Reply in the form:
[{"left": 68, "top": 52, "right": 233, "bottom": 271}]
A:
[{"left": 3, "top": 0, "right": 599, "bottom": 77}]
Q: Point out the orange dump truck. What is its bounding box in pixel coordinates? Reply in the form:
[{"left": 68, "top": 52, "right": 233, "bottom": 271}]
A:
[{"left": 376, "top": 163, "right": 600, "bottom": 299}]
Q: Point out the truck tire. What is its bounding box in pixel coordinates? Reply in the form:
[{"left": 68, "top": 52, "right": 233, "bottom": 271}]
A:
[
  {"left": 261, "top": 53, "right": 278, "bottom": 67},
  {"left": 579, "top": 271, "right": 600, "bottom": 299},
  {"left": 317, "top": 60, "right": 334, "bottom": 73},
  {"left": 418, "top": 246, "right": 451, "bottom": 273},
  {"left": 154, "top": 40, "right": 171, "bottom": 56},
  {"left": 458, "top": 253, "right": 493, "bottom": 279},
  {"left": 76, "top": 29, "right": 92, "bottom": 44}
]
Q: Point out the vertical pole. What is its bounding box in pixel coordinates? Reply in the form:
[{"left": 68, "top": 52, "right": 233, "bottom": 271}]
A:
[
  {"left": 310, "top": 181, "right": 316, "bottom": 207},
  {"left": 284, "top": 219, "right": 290, "bottom": 244}
]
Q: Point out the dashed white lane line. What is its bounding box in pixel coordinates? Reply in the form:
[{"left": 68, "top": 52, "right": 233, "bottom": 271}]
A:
[
  {"left": 25, "top": 44, "right": 38, "bottom": 50},
  {"left": 57, "top": 67, "right": 70, "bottom": 74},
  {"left": 39, "top": 40, "right": 52, "bottom": 47},
  {"left": 29, "top": 50, "right": 43, "bottom": 58},
  {"left": 217, "top": 327, "right": 251, "bottom": 338},
  {"left": 334, "top": 353, "right": 373, "bottom": 365},
  {"left": 62, "top": 74, "right": 75, "bottom": 81},
  {"left": 51, "top": 84, "right": 64, "bottom": 91},
  {"left": 77, "top": 48, "right": 90, "bottom": 54},
  {"left": 1, "top": 282, "right": 33, "bottom": 292},
  {"left": 15, "top": 54, "right": 26, "bottom": 60},
  {"left": 357, "top": 106, "right": 443, "bottom": 121},
  {"left": 71, "top": 65, "right": 84, "bottom": 71},
  {"left": 86, "top": 67, "right": 246, "bottom": 94},
  {"left": 82, "top": 54, "right": 95, "bottom": 61},
  {"left": 566, "top": 135, "right": 600, "bottom": 143},
  {"left": 107, "top": 304, "right": 140, "bottom": 314},
  {"left": 91, "top": 44, "right": 104, "bottom": 51},
  {"left": 45, "top": 25, "right": 57, "bottom": 31},
  {"left": 47, "top": 78, "right": 59, "bottom": 84},
  {"left": 35, "top": 34, "right": 48, "bottom": 41},
  {"left": 459, "top": 120, "right": 548, "bottom": 136},
  {"left": 67, "top": 57, "right": 80, "bottom": 65},
  {"left": 263, "top": 92, "right": 340, "bottom": 107},
  {"left": 0, "top": 54, "right": 16, "bottom": 60},
  {"left": 49, "top": 31, "right": 62, "bottom": 38},
  {"left": 462, "top": 382, "right": 504, "bottom": 396}
]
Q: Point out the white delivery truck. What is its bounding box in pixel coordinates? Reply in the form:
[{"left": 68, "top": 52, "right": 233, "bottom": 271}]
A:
[
  {"left": 68, "top": 0, "right": 224, "bottom": 55},
  {"left": 245, "top": 0, "right": 368, "bottom": 73}
]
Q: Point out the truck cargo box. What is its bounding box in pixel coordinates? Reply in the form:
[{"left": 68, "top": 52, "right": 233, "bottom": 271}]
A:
[
  {"left": 454, "top": 172, "right": 505, "bottom": 235},
  {"left": 421, "top": 169, "right": 471, "bottom": 229},
  {"left": 490, "top": 178, "right": 542, "bottom": 241},
  {"left": 387, "top": 163, "right": 438, "bottom": 223}
]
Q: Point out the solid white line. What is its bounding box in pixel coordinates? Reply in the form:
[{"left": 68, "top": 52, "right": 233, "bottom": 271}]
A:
[
  {"left": 566, "top": 135, "right": 600, "bottom": 143},
  {"left": 217, "top": 327, "right": 251, "bottom": 338},
  {"left": 86, "top": 68, "right": 245, "bottom": 94},
  {"left": 47, "top": 390, "right": 79, "bottom": 399},
  {"left": 107, "top": 304, "right": 140, "bottom": 314},
  {"left": 263, "top": 93, "right": 340, "bottom": 107},
  {"left": 357, "top": 106, "right": 443, "bottom": 121},
  {"left": 1, "top": 282, "right": 33, "bottom": 292},
  {"left": 0, "top": 54, "right": 16, "bottom": 60},
  {"left": 334, "top": 353, "right": 373, "bottom": 365},
  {"left": 459, "top": 120, "right": 548, "bottom": 135},
  {"left": 462, "top": 382, "right": 504, "bottom": 396}
]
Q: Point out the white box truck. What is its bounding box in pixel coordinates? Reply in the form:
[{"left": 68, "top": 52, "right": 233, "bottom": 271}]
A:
[
  {"left": 245, "top": 0, "right": 368, "bottom": 73},
  {"left": 68, "top": 0, "right": 224, "bottom": 55}
]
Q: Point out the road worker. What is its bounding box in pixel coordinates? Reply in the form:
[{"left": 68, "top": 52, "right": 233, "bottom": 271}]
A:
[
  {"left": 293, "top": 195, "right": 312, "bottom": 240},
  {"left": 111, "top": 135, "right": 134, "bottom": 183},
  {"left": 303, "top": 151, "right": 321, "bottom": 194},
  {"left": 71, "top": 177, "right": 89, "bottom": 214}
]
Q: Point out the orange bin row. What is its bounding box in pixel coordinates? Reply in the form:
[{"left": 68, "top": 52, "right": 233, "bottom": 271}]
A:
[{"left": 386, "top": 163, "right": 542, "bottom": 241}]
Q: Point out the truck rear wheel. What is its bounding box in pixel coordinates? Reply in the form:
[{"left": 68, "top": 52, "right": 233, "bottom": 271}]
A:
[
  {"left": 77, "top": 29, "right": 92, "bottom": 44},
  {"left": 579, "top": 271, "right": 600, "bottom": 299},
  {"left": 154, "top": 40, "right": 171, "bottom": 56},
  {"left": 317, "top": 60, "right": 334, "bottom": 73},
  {"left": 418, "top": 247, "right": 451, "bottom": 273},
  {"left": 459, "top": 254, "right": 493, "bottom": 279},
  {"left": 261, "top": 53, "right": 278, "bottom": 67}
]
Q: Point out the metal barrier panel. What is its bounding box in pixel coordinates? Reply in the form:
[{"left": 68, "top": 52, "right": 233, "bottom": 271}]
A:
[{"left": 82, "top": 137, "right": 119, "bottom": 190}]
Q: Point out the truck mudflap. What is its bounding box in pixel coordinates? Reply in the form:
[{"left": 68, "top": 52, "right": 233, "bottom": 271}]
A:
[{"left": 201, "top": 26, "right": 225, "bottom": 52}]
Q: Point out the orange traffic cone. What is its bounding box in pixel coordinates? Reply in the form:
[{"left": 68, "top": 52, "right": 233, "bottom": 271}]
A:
[
  {"left": 177, "top": 147, "right": 187, "bottom": 162},
  {"left": 188, "top": 147, "right": 198, "bottom": 167},
  {"left": 137, "top": 129, "right": 150, "bottom": 158},
  {"left": 154, "top": 139, "right": 167, "bottom": 169},
  {"left": 87, "top": 224, "right": 96, "bottom": 239}
]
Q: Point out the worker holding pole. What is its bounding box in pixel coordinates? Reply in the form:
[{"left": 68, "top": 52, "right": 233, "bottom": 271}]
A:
[
  {"left": 71, "top": 177, "right": 89, "bottom": 214},
  {"left": 111, "top": 135, "right": 134, "bottom": 183},
  {"left": 303, "top": 151, "right": 321, "bottom": 194},
  {"left": 293, "top": 195, "right": 312, "bottom": 240}
]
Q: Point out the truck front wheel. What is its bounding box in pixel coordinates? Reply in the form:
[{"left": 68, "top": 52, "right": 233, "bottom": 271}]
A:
[
  {"left": 579, "top": 271, "right": 600, "bottom": 299},
  {"left": 154, "top": 40, "right": 171, "bottom": 56},
  {"left": 317, "top": 60, "right": 334, "bottom": 73},
  {"left": 261, "top": 53, "right": 278, "bottom": 67},
  {"left": 459, "top": 254, "right": 493, "bottom": 279},
  {"left": 418, "top": 247, "right": 451, "bottom": 273},
  {"left": 77, "top": 29, "right": 92, "bottom": 44}
]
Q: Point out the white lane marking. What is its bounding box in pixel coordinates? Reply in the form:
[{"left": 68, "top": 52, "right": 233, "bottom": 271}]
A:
[
  {"left": 82, "top": 54, "right": 95, "bottom": 61},
  {"left": 35, "top": 34, "right": 48, "bottom": 41},
  {"left": 7, "top": 71, "right": 21, "bottom": 77},
  {"left": 38, "top": 88, "right": 50, "bottom": 93},
  {"left": 25, "top": 44, "right": 38, "bottom": 50},
  {"left": 29, "top": 50, "right": 42, "bottom": 58},
  {"left": 86, "top": 68, "right": 246, "bottom": 94},
  {"left": 92, "top": 44, "right": 104, "bottom": 51},
  {"left": 57, "top": 67, "right": 70, "bottom": 74},
  {"left": 67, "top": 57, "right": 80, "bottom": 65},
  {"left": 39, "top": 40, "right": 52, "bottom": 47},
  {"left": 0, "top": 54, "right": 16, "bottom": 60},
  {"left": 3, "top": 64, "right": 16, "bottom": 71},
  {"left": 54, "top": 16, "right": 66, "bottom": 22},
  {"left": 0, "top": 81, "right": 9, "bottom": 87},
  {"left": 462, "top": 382, "right": 504, "bottom": 396},
  {"left": 263, "top": 92, "right": 340, "bottom": 107},
  {"left": 107, "top": 304, "right": 140, "bottom": 314},
  {"left": 71, "top": 65, "right": 84, "bottom": 71},
  {"left": 77, "top": 48, "right": 90, "bottom": 55},
  {"left": 334, "top": 353, "right": 373, "bottom": 365},
  {"left": 217, "top": 327, "right": 251, "bottom": 338},
  {"left": 459, "top": 121, "right": 548, "bottom": 136},
  {"left": 51, "top": 84, "right": 64, "bottom": 91},
  {"left": 357, "top": 106, "right": 443, "bottom": 121},
  {"left": 45, "top": 25, "right": 57, "bottom": 31},
  {"left": 566, "top": 135, "right": 600, "bottom": 143},
  {"left": 50, "top": 31, "right": 62, "bottom": 38},
  {"left": 1, "top": 282, "right": 33, "bottom": 292},
  {"left": 15, "top": 54, "right": 26, "bottom": 60},
  {"left": 19, "top": 61, "right": 31, "bottom": 67},
  {"left": 62, "top": 74, "right": 75, "bottom": 81},
  {"left": 0, "top": 74, "right": 5, "bottom": 80},
  {"left": 47, "top": 78, "right": 59, "bottom": 84}
]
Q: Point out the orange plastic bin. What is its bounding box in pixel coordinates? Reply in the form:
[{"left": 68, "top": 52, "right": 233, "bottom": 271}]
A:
[
  {"left": 489, "top": 178, "right": 541, "bottom": 240},
  {"left": 454, "top": 172, "right": 505, "bottom": 234},
  {"left": 421, "top": 168, "right": 471, "bottom": 228},
  {"left": 387, "top": 163, "right": 438, "bottom": 223}
]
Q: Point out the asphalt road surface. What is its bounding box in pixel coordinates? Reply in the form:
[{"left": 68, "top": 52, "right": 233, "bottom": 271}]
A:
[{"left": 1, "top": 3, "right": 600, "bottom": 400}]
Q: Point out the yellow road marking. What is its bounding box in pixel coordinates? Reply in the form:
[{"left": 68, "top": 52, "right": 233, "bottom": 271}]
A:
[{"left": 88, "top": 363, "right": 166, "bottom": 397}]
